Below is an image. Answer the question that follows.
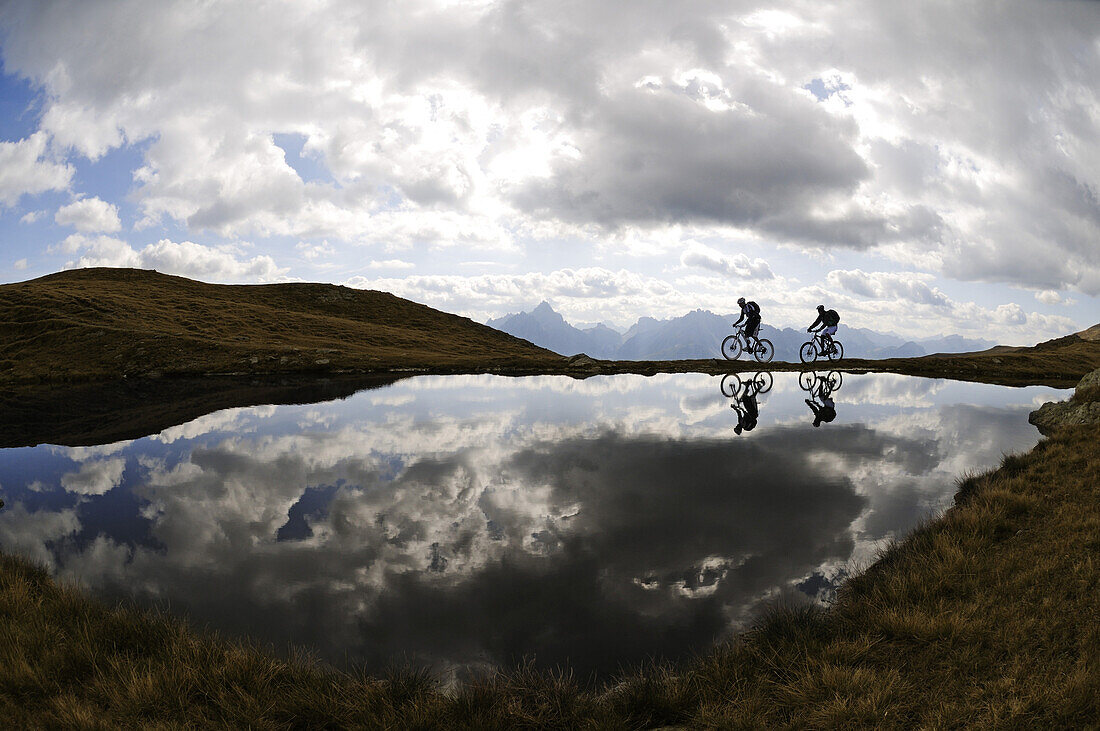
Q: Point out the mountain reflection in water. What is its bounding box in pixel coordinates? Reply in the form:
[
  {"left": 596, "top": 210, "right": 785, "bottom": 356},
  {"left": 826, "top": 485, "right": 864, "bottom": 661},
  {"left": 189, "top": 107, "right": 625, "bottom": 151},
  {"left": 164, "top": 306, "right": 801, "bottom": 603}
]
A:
[{"left": 0, "top": 373, "right": 1067, "bottom": 680}]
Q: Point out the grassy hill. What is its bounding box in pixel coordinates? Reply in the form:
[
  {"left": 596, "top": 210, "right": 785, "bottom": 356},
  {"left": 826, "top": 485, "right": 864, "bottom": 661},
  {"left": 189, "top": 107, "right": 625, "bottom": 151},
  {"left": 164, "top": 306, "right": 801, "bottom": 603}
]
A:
[{"left": 0, "top": 268, "right": 560, "bottom": 384}]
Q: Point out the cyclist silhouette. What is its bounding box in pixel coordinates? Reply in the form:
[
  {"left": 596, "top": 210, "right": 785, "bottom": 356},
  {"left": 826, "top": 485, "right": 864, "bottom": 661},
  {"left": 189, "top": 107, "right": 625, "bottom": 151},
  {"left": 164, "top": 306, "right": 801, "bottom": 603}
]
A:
[
  {"left": 804, "top": 379, "right": 837, "bottom": 427},
  {"left": 807, "top": 304, "right": 840, "bottom": 353},
  {"left": 732, "top": 378, "right": 760, "bottom": 434},
  {"left": 733, "top": 297, "right": 761, "bottom": 347}
]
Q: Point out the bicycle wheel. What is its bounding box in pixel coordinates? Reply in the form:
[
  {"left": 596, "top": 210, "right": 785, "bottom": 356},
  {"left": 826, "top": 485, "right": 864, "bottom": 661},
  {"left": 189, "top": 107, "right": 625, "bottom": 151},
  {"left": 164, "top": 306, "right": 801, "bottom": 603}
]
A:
[
  {"left": 825, "top": 370, "right": 843, "bottom": 391},
  {"left": 754, "top": 338, "right": 774, "bottom": 363},
  {"left": 720, "top": 373, "right": 742, "bottom": 397},
  {"left": 799, "top": 341, "right": 817, "bottom": 363},
  {"left": 827, "top": 340, "right": 844, "bottom": 361},
  {"left": 721, "top": 334, "right": 743, "bottom": 360},
  {"left": 798, "top": 371, "right": 817, "bottom": 391},
  {"left": 754, "top": 371, "right": 774, "bottom": 393}
]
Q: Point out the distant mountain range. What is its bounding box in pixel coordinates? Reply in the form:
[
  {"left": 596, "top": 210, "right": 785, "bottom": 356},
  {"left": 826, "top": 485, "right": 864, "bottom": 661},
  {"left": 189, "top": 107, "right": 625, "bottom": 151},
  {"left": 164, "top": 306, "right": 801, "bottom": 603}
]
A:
[{"left": 486, "top": 302, "right": 996, "bottom": 361}]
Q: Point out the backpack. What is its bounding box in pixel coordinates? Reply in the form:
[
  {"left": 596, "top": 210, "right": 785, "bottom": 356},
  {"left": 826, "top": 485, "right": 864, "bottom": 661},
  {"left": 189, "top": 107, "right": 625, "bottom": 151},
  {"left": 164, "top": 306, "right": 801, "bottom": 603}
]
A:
[
  {"left": 823, "top": 309, "right": 840, "bottom": 326},
  {"left": 745, "top": 301, "right": 760, "bottom": 316}
]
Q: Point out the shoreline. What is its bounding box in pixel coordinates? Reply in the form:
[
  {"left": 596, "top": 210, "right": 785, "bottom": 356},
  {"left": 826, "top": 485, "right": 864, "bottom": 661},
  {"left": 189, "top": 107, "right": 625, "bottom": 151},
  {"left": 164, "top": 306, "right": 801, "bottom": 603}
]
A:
[
  {"left": 0, "top": 350, "right": 1089, "bottom": 387},
  {"left": 0, "top": 364, "right": 1074, "bottom": 449}
]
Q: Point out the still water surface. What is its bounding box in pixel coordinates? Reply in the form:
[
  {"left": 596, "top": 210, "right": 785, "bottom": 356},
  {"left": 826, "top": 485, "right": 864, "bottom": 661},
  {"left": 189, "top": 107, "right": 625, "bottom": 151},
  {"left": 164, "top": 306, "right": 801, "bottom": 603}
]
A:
[{"left": 0, "top": 372, "right": 1066, "bottom": 679}]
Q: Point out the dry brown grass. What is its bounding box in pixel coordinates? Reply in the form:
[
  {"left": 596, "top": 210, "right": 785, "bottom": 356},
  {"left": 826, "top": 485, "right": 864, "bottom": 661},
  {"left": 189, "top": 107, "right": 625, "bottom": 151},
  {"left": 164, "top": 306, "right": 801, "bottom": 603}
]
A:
[
  {"left": 2, "top": 425, "right": 1098, "bottom": 727},
  {"left": 0, "top": 268, "right": 559, "bottom": 384}
]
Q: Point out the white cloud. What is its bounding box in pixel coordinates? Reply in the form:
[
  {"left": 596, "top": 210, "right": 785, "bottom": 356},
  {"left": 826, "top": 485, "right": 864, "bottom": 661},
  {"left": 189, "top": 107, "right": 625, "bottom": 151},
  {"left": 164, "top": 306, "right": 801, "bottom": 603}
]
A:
[
  {"left": 20, "top": 210, "right": 43, "bottom": 224},
  {"left": 680, "top": 242, "right": 774, "bottom": 280},
  {"left": 13, "top": 258, "right": 28, "bottom": 270},
  {"left": 366, "top": 259, "right": 416, "bottom": 270},
  {"left": 0, "top": 502, "right": 80, "bottom": 568},
  {"left": 1035, "top": 290, "right": 1063, "bottom": 305},
  {"left": 58, "top": 235, "right": 288, "bottom": 283},
  {"left": 296, "top": 241, "right": 335, "bottom": 261},
  {"left": 0, "top": 132, "right": 73, "bottom": 206},
  {"left": 60, "top": 456, "right": 127, "bottom": 496},
  {"left": 55, "top": 196, "right": 122, "bottom": 232},
  {"left": 826, "top": 269, "right": 948, "bottom": 307}
]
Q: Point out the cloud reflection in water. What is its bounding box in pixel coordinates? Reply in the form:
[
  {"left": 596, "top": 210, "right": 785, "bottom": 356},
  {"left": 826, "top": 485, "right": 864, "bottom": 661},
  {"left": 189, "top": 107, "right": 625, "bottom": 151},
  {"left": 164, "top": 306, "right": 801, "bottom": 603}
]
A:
[{"left": 0, "top": 373, "right": 1067, "bottom": 678}]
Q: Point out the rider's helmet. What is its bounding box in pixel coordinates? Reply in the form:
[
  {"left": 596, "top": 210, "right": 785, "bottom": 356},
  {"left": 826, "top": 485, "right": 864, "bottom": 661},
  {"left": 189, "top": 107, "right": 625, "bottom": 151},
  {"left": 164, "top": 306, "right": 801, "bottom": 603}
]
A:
[
  {"left": 817, "top": 304, "right": 825, "bottom": 311},
  {"left": 737, "top": 297, "right": 746, "bottom": 306}
]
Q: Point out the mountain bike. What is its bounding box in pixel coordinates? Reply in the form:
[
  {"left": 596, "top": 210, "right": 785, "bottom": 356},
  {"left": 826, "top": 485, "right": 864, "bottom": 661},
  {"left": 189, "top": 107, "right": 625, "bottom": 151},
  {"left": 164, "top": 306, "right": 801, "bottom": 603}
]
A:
[
  {"left": 722, "top": 324, "right": 774, "bottom": 362},
  {"left": 720, "top": 371, "right": 774, "bottom": 398},
  {"left": 798, "top": 370, "right": 843, "bottom": 395},
  {"left": 799, "top": 330, "right": 844, "bottom": 363}
]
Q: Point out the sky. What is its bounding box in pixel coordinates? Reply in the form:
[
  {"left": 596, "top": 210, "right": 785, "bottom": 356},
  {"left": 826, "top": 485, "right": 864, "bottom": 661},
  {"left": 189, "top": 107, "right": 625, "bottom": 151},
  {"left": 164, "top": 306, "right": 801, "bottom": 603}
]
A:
[{"left": 0, "top": 0, "right": 1098, "bottom": 344}]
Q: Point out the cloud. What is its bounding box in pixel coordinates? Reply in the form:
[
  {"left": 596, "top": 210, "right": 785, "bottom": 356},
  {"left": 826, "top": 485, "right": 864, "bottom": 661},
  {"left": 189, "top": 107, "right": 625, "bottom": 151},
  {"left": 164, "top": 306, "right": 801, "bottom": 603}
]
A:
[
  {"left": 0, "top": 502, "right": 80, "bottom": 568},
  {"left": 58, "top": 235, "right": 287, "bottom": 282},
  {"left": 60, "top": 456, "right": 126, "bottom": 496},
  {"left": 509, "top": 78, "right": 874, "bottom": 242},
  {"left": 366, "top": 259, "right": 416, "bottom": 270},
  {"left": 295, "top": 241, "right": 335, "bottom": 261},
  {"left": 826, "top": 269, "right": 948, "bottom": 307},
  {"left": 680, "top": 242, "right": 774, "bottom": 280},
  {"left": 13, "top": 258, "right": 28, "bottom": 270},
  {"left": 1, "top": 1, "right": 1099, "bottom": 295},
  {"left": 0, "top": 132, "right": 73, "bottom": 206},
  {"left": 1035, "top": 290, "right": 1063, "bottom": 306},
  {"left": 55, "top": 196, "right": 122, "bottom": 232},
  {"left": 345, "top": 267, "right": 684, "bottom": 324}
]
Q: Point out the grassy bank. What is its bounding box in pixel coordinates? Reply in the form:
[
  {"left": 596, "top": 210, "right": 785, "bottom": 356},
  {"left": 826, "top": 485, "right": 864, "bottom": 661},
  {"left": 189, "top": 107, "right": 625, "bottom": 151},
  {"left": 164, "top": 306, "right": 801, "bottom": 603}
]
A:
[{"left": 2, "top": 424, "right": 1097, "bottom": 727}]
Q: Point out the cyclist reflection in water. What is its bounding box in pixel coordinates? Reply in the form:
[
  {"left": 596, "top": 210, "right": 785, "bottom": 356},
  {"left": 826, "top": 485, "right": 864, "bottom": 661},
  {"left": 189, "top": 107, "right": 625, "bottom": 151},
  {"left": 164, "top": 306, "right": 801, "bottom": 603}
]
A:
[
  {"left": 805, "top": 380, "right": 837, "bottom": 427},
  {"left": 732, "top": 380, "right": 760, "bottom": 435}
]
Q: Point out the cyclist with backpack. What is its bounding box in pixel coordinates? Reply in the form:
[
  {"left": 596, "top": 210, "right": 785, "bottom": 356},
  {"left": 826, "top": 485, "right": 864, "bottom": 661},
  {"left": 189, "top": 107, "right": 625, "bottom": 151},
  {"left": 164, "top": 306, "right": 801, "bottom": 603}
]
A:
[
  {"left": 733, "top": 297, "right": 762, "bottom": 347},
  {"left": 807, "top": 304, "right": 840, "bottom": 354}
]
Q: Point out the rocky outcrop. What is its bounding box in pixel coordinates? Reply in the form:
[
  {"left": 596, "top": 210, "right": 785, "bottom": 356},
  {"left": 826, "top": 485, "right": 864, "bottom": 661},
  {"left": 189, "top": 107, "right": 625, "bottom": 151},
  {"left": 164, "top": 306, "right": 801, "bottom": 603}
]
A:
[{"left": 1029, "top": 367, "right": 1100, "bottom": 435}]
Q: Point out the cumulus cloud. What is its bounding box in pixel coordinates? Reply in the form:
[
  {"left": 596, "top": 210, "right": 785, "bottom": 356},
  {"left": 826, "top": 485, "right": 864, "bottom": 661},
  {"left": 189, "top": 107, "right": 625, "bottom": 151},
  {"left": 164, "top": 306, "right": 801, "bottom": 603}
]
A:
[
  {"left": 826, "top": 269, "right": 948, "bottom": 307},
  {"left": 680, "top": 242, "right": 774, "bottom": 280},
  {"left": 58, "top": 235, "right": 287, "bottom": 282},
  {"left": 0, "top": 132, "right": 73, "bottom": 206},
  {"left": 55, "top": 196, "right": 121, "bottom": 232},
  {"left": 60, "top": 456, "right": 126, "bottom": 496}
]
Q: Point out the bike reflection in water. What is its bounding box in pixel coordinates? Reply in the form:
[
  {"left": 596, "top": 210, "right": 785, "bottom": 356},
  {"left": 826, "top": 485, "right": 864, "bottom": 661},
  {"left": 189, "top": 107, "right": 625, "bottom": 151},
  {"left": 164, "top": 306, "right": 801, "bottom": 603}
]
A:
[
  {"left": 720, "top": 371, "right": 773, "bottom": 435},
  {"left": 799, "top": 370, "right": 843, "bottom": 427}
]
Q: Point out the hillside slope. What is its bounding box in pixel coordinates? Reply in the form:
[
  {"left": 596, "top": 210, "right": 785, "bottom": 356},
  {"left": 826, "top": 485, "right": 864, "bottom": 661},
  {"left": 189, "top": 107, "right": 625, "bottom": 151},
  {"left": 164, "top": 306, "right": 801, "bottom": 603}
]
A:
[{"left": 0, "top": 268, "right": 560, "bottom": 384}]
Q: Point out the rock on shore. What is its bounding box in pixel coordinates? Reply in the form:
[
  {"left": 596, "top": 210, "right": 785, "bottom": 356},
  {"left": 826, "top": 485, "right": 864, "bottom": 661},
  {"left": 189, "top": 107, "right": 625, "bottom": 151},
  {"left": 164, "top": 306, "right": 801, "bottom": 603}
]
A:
[{"left": 1029, "top": 367, "right": 1100, "bottom": 435}]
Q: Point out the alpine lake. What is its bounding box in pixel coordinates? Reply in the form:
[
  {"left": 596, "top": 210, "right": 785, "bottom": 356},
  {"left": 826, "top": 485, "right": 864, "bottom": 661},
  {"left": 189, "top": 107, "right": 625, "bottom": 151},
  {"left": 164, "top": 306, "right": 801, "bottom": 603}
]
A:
[{"left": 0, "top": 371, "right": 1067, "bottom": 683}]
